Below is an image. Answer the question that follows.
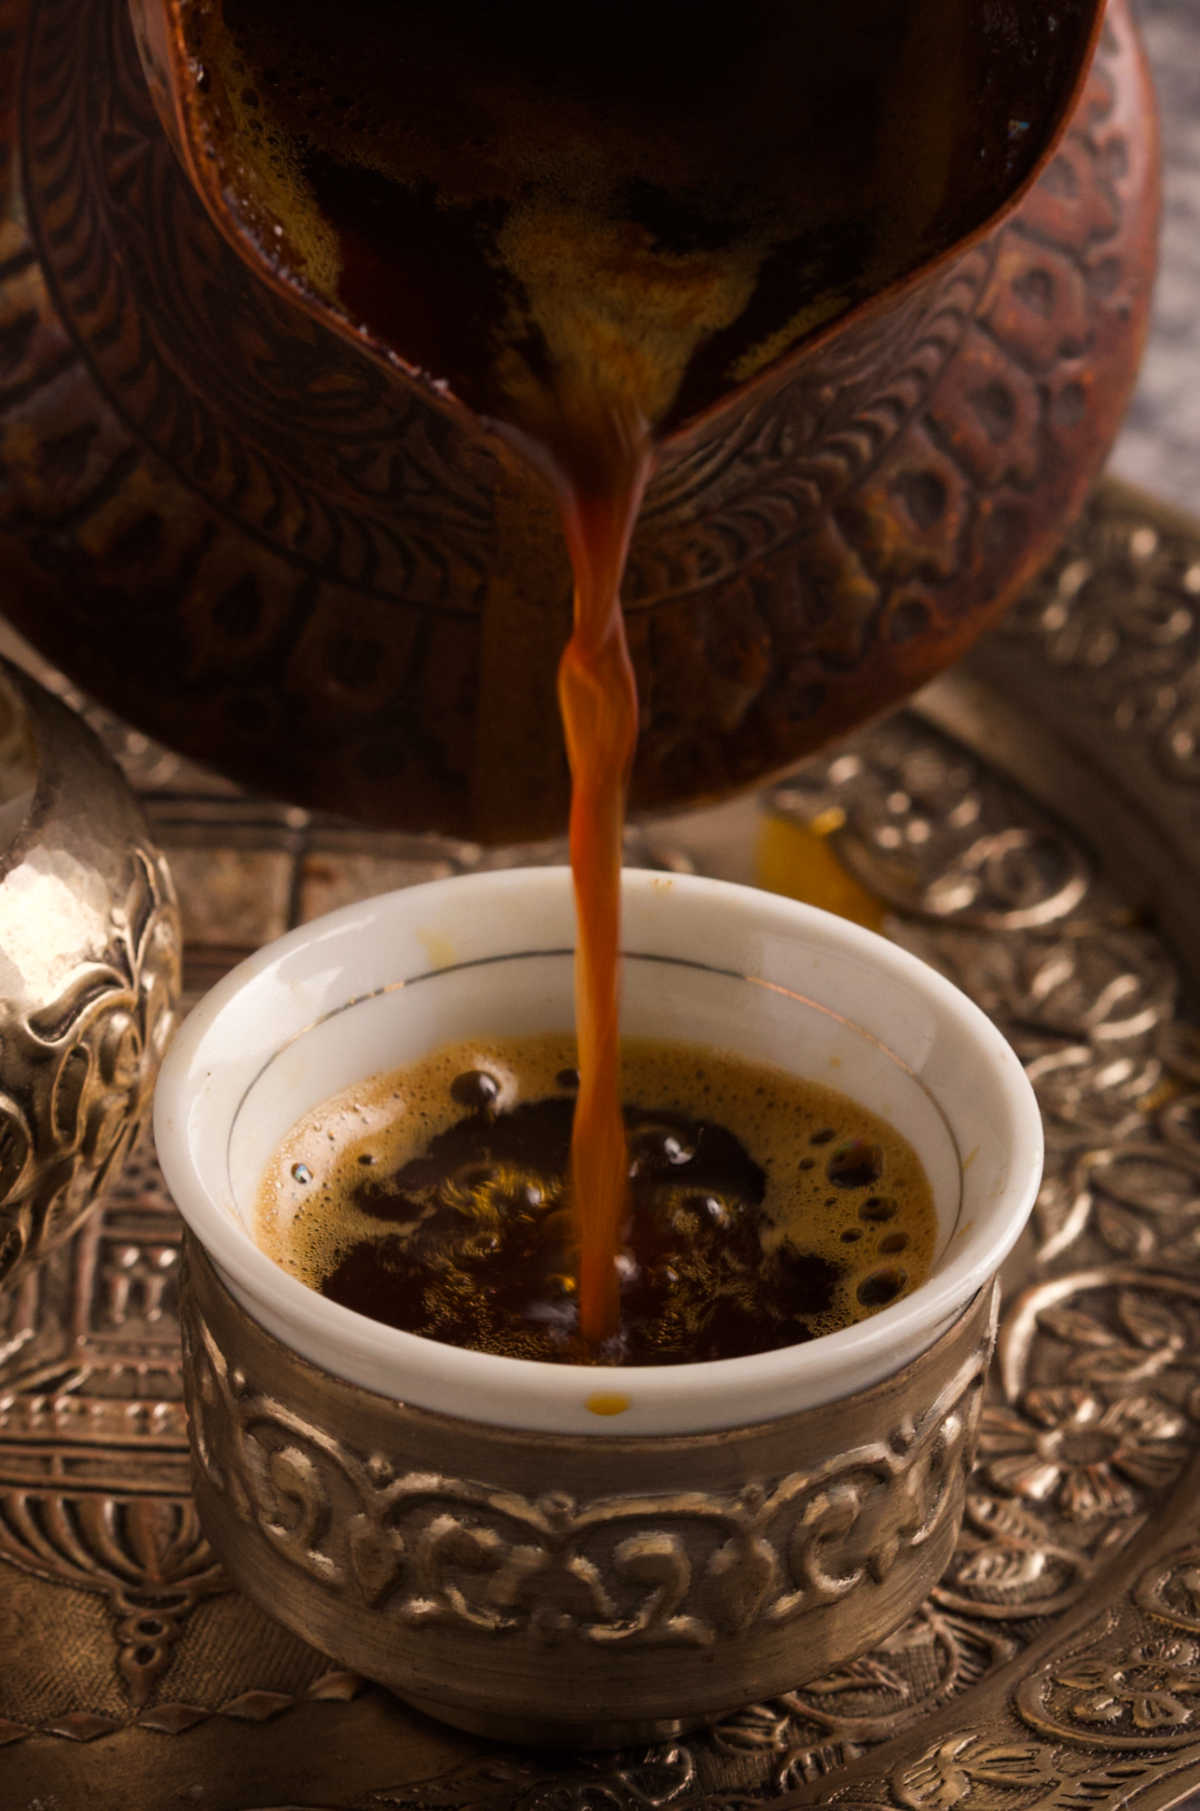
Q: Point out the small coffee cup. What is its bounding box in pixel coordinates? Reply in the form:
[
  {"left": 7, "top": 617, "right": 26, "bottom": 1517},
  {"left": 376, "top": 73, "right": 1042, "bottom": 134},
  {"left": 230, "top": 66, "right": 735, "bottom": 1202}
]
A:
[{"left": 155, "top": 868, "right": 1041, "bottom": 1745}]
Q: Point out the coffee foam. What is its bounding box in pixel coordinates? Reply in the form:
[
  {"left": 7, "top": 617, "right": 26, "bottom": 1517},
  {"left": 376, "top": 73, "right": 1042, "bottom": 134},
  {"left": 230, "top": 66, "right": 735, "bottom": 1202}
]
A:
[
  {"left": 256, "top": 1034, "right": 937, "bottom": 1346},
  {"left": 205, "top": 0, "right": 976, "bottom": 433}
]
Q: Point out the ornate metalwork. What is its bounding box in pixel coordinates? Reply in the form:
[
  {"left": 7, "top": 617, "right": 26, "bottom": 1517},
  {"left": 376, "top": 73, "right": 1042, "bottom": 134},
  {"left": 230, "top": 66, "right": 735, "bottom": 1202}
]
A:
[
  {"left": 6, "top": 472, "right": 1200, "bottom": 1800},
  {"left": 0, "top": 1142, "right": 362, "bottom": 1750},
  {"left": 182, "top": 1248, "right": 987, "bottom": 1671},
  {"left": 0, "top": 0, "right": 1157, "bottom": 837},
  {"left": 0, "top": 663, "right": 180, "bottom": 1291}
]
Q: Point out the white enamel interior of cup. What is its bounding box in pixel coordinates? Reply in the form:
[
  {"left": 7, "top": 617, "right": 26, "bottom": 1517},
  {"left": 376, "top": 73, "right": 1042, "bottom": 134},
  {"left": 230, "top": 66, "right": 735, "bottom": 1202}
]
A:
[{"left": 155, "top": 868, "right": 1042, "bottom": 1434}]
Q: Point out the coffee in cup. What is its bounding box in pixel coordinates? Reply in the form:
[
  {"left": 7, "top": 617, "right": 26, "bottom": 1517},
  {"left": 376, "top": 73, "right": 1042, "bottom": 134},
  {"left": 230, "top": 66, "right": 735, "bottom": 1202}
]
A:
[{"left": 254, "top": 1032, "right": 936, "bottom": 1364}]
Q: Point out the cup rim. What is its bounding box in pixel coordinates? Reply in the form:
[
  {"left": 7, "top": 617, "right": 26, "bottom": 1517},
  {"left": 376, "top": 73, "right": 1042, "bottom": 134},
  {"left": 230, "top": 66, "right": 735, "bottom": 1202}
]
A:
[{"left": 155, "top": 866, "right": 1042, "bottom": 1432}]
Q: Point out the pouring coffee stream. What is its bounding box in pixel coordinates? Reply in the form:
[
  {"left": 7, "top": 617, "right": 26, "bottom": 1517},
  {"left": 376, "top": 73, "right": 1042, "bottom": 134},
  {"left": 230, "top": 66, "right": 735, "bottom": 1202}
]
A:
[
  {"left": 544, "top": 423, "right": 650, "bottom": 1343},
  {"left": 468, "top": 384, "right": 652, "bottom": 1344},
  {"left": 148, "top": 0, "right": 1102, "bottom": 1341}
]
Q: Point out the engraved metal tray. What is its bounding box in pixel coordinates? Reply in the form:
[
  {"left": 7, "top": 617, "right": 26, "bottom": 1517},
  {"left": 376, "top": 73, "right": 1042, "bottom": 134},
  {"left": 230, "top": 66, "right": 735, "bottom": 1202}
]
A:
[{"left": 6, "top": 476, "right": 1200, "bottom": 1810}]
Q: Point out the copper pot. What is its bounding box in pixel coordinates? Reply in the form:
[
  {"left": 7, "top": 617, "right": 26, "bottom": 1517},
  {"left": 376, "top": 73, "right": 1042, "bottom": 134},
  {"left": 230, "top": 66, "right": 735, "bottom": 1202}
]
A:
[{"left": 0, "top": 0, "right": 1157, "bottom": 840}]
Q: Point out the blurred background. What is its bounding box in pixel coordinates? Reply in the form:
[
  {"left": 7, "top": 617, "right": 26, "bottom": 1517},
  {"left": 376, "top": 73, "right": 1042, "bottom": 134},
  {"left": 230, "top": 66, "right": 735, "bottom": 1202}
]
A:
[{"left": 1112, "top": 0, "right": 1200, "bottom": 511}]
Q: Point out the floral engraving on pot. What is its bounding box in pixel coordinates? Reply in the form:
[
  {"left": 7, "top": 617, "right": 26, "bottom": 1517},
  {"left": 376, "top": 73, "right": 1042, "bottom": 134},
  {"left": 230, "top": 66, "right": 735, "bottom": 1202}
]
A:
[{"left": 182, "top": 1295, "right": 987, "bottom": 1647}]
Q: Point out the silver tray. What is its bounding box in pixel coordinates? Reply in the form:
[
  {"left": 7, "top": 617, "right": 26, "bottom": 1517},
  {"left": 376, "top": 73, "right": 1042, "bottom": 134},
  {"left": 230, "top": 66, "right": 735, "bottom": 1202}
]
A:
[{"left": 5, "top": 476, "right": 1200, "bottom": 1811}]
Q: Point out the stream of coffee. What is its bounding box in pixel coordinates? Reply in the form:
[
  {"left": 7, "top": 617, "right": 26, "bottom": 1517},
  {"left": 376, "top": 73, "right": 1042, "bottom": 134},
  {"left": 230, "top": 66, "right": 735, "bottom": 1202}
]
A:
[
  {"left": 469, "top": 381, "right": 653, "bottom": 1344},
  {"left": 550, "top": 433, "right": 651, "bottom": 1342}
]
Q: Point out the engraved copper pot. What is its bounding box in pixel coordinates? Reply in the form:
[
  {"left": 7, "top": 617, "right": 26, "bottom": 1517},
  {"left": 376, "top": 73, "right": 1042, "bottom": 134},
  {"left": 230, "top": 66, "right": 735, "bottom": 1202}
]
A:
[
  {"left": 0, "top": 659, "right": 180, "bottom": 1289},
  {"left": 154, "top": 868, "right": 1042, "bottom": 1744},
  {"left": 0, "top": 0, "right": 1157, "bottom": 842}
]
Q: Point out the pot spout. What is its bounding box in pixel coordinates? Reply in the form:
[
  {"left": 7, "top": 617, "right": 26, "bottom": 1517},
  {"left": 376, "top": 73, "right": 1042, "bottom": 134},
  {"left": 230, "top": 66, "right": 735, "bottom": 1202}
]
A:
[{"left": 130, "top": 0, "right": 1104, "bottom": 443}]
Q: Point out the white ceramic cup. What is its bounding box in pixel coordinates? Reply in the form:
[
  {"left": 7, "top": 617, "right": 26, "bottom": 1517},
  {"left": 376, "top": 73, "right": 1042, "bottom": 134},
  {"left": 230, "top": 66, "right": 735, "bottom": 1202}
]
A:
[{"left": 154, "top": 867, "right": 1042, "bottom": 1436}]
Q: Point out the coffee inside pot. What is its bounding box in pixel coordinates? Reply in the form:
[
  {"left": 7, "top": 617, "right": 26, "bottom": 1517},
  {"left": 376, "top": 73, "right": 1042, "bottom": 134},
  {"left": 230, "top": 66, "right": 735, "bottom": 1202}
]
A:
[{"left": 188, "top": 0, "right": 1094, "bottom": 438}]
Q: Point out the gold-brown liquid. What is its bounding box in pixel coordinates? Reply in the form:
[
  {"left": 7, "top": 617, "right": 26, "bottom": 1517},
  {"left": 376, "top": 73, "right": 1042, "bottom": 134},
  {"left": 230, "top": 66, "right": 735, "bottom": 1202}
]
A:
[
  {"left": 256, "top": 1035, "right": 937, "bottom": 1364},
  {"left": 550, "top": 432, "right": 651, "bottom": 1342},
  {"left": 203, "top": 0, "right": 1079, "bottom": 1345}
]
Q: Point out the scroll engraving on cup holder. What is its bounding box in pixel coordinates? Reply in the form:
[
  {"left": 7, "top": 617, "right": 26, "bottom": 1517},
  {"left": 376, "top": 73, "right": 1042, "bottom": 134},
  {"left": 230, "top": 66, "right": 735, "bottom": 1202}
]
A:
[
  {"left": 187, "top": 1313, "right": 986, "bottom": 1645},
  {"left": 180, "top": 1238, "right": 997, "bottom": 1737}
]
